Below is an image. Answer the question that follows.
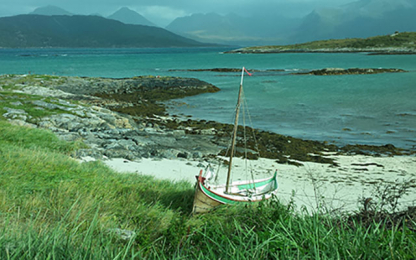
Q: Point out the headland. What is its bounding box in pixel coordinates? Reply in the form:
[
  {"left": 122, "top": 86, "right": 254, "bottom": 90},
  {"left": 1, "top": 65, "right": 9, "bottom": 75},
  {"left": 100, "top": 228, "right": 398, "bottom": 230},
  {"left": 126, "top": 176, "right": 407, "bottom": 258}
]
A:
[{"left": 1, "top": 74, "right": 415, "bottom": 212}]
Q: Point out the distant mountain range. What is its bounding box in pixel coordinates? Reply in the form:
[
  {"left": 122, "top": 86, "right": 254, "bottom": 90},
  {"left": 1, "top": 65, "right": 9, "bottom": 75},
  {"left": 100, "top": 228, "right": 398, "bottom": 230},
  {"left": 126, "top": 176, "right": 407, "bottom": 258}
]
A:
[
  {"left": 166, "top": 0, "right": 416, "bottom": 45},
  {"left": 30, "top": 5, "right": 73, "bottom": 16},
  {"left": 292, "top": 0, "right": 416, "bottom": 43},
  {"left": 166, "top": 13, "right": 300, "bottom": 46},
  {"left": 30, "top": 6, "right": 157, "bottom": 27},
  {"left": 3, "top": 1, "right": 416, "bottom": 47},
  {"left": 107, "top": 7, "right": 156, "bottom": 27},
  {"left": 0, "top": 15, "right": 208, "bottom": 48}
]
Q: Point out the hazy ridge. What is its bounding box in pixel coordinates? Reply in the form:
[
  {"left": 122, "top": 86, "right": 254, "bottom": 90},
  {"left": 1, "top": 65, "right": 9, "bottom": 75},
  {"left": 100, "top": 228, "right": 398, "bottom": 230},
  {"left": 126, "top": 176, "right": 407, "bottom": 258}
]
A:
[
  {"left": 0, "top": 14, "right": 208, "bottom": 48},
  {"left": 227, "top": 32, "right": 416, "bottom": 53}
]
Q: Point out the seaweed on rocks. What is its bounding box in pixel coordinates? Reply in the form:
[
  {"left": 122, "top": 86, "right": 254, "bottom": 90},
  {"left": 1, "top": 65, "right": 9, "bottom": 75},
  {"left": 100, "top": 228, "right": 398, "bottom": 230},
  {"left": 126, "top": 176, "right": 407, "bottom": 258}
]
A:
[
  {"left": 57, "top": 75, "right": 414, "bottom": 164},
  {"left": 144, "top": 117, "right": 340, "bottom": 166},
  {"left": 3, "top": 74, "right": 414, "bottom": 165},
  {"left": 293, "top": 68, "right": 407, "bottom": 76},
  {"left": 54, "top": 76, "right": 220, "bottom": 117},
  {"left": 340, "top": 144, "right": 411, "bottom": 156}
]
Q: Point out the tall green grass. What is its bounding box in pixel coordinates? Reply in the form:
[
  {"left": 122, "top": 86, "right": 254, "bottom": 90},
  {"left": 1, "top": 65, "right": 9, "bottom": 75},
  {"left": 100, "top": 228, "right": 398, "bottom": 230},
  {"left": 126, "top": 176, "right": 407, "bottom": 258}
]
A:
[{"left": 0, "top": 120, "right": 415, "bottom": 259}]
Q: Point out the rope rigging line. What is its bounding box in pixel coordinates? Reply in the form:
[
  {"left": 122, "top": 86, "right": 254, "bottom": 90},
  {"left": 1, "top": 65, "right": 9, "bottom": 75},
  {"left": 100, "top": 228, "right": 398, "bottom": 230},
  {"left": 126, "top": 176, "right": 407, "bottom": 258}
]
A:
[
  {"left": 240, "top": 88, "right": 256, "bottom": 185},
  {"left": 218, "top": 68, "right": 264, "bottom": 188}
]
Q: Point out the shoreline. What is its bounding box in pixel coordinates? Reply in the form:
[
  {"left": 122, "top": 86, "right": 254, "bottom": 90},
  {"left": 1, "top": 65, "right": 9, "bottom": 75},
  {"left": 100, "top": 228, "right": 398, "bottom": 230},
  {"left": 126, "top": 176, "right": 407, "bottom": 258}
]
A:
[
  {"left": 99, "top": 154, "right": 416, "bottom": 213},
  {"left": 1, "top": 74, "right": 414, "bottom": 159},
  {"left": 226, "top": 49, "right": 416, "bottom": 55},
  {"left": 2, "top": 73, "right": 416, "bottom": 213}
]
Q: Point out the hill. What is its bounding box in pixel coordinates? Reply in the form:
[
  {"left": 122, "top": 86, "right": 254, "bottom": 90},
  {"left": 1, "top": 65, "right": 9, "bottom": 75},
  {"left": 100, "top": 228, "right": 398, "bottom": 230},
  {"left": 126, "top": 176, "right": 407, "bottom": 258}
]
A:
[
  {"left": 30, "top": 5, "right": 73, "bottom": 16},
  {"left": 227, "top": 32, "right": 416, "bottom": 54},
  {"left": 107, "top": 7, "right": 156, "bottom": 27},
  {"left": 0, "top": 14, "right": 207, "bottom": 48}
]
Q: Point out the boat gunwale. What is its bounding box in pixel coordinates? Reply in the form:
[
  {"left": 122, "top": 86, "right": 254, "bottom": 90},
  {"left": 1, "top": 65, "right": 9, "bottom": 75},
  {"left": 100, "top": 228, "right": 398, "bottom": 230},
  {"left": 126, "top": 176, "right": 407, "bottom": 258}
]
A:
[{"left": 196, "top": 171, "right": 278, "bottom": 204}]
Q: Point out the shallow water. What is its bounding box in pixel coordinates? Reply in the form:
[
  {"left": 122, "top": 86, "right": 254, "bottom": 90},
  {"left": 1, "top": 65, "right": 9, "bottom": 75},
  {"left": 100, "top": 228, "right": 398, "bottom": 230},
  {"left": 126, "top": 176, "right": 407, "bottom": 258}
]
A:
[{"left": 1, "top": 47, "right": 415, "bottom": 149}]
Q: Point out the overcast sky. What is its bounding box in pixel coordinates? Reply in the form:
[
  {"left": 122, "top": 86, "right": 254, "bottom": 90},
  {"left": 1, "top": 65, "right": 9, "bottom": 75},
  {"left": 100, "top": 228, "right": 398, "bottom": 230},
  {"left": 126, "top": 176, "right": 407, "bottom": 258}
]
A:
[{"left": 0, "top": 0, "right": 355, "bottom": 26}]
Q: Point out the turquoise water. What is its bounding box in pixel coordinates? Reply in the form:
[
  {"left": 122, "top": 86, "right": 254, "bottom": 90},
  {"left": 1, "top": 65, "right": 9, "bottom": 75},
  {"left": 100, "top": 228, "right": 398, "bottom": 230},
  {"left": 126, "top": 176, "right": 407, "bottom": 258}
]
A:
[{"left": 1, "top": 48, "right": 415, "bottom": 149}]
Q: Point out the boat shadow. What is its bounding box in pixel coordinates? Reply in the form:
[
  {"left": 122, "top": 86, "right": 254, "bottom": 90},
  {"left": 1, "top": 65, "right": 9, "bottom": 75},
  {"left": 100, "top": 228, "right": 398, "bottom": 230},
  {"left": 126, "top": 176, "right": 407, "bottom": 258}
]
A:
[{"left": 158, "top": 188, "right": 195, "bottom": 213}]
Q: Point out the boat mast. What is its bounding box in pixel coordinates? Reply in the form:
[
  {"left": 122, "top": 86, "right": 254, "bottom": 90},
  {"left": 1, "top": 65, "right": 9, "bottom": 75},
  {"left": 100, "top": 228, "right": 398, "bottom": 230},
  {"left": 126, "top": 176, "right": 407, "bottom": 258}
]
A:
[{"left": 225, "top": 67, "right": 245, "bottom": 193}]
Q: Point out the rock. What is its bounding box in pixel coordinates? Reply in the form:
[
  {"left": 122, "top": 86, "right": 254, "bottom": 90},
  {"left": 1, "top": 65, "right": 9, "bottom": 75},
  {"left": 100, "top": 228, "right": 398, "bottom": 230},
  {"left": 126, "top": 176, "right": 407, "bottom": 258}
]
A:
[
  {"left": 107, "top": 228, "right": 136, "bottom": 241},
  {"left": 197, "top": 163, "right": 205, "bottom": 168},
  {"left": 7, "top": 119, "right": 37, "bottom": 128},
  {"left": 104, "top": 139, "right": 137, "bottom": 150},
  {"left": 75, "top": 149, "right": 105, "bottom": 160},
  {"left": 144, "top": 127, "right": 159, "bottom": 134},
  {"left": 177, "top": 152, "right": 188, "bottom": 159},
  {"left": 58, "top": 133, "right": 81, "bottom": 142},
  {"left": 192, "top": 151, "right": 203, "bottom": 159},
  {"left": 104, "top": 149, "right": 136, "bottom": 160},
  {"left": 71, "top": 109, "right": 86, "bottom": 117},
  {"left": 95, "top": 112, "right": 117, "bottom": 125},
  {"left": 199, "top": 128, "right": 216, "bottom": 135},
  {"left": 50, "top": 114, "right": 83, "bottom": 131},
  {"left": 173, "top": 130, "right": 186, "bottom": 136},
  {"left": 10, "top": 101, "right": 23, "bottom": 106},
  {"left": 293, "top": 68, "right": 407, "bottom": 76},
  {"left": 55, "top": 99, "right": 77, "bottom": 107},
  {"left": 161, "top": 149, "right": 181, "bottom": 159},
  {"left": 3, "top": 107, "right": 27, "bottom": 115},
  {"left": 14, "top": 86, "right": 75, "bottom": 98},
  {"left": 32, "top": 100, "right": 66, "bottom": 110},
  {"left": 2, "top": 107, "right": 29, "bottom": 121}
]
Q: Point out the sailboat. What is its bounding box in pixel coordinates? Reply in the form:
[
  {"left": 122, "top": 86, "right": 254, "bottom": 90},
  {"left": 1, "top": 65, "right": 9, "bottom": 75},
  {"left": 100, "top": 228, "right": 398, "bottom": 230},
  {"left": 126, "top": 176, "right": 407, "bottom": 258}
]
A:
[{"left": 192, "top": 67, "right": 278, "bottom": 214}]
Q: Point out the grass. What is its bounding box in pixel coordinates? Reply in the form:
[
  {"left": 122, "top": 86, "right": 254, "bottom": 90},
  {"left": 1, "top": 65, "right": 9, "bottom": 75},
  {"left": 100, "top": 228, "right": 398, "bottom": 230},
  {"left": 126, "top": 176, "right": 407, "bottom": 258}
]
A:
[
  {"left": 0, "top": 91, "right": 415, "bottom": 258},
  {"left": 0, "top": 90, "right": 82, "bottom": 125},
  {"left": 244, "top": 32, "right": 416, "bottom": 51}
]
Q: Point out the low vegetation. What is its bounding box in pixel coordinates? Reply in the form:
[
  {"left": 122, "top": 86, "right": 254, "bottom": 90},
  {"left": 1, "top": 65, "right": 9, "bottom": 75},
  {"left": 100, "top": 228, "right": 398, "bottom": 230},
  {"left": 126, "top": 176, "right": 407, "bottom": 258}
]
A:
[
  {"left": 1, "top": 113, "right": 416, "bottom": 258},
  {"left": 235, "top": 32, "right": 416, "bottom": 53},
  {"left": 1, "top": 76, "right": 415, "bottom": 258}
]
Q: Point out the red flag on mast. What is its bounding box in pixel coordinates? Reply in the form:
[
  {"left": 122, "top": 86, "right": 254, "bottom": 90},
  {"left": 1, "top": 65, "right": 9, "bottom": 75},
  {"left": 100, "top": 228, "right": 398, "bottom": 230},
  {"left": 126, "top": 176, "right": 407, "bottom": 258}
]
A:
[{"left": 244, "top": 67, "right": 252, "bottom": 76}]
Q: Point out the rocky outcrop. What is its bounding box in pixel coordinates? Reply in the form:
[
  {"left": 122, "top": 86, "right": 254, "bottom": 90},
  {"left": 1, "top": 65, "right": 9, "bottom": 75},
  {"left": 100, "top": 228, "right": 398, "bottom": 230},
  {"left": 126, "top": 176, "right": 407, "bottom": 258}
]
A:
[
  {"left": 52, "top": 76, "right": 220, "bottom": 117},
  {"left": 53, "top": 76, "right": 219, "bottom": 97},
  {"left": 1, "top": 74, "right": 411, "bottom": 166},
  {"left": 0, "top": 75, "right": 225, "bottom": 162},
  {"left": 169, "top": 68, "right": 285, "bottom": 73},
  {"left": 226, "top": 47, "right": 416, "bottom": 55},
  {"left": 293, "top": 68, "right": 407, "bottom": 76},
  {"left": 2, "top": 92, "right": 225, "bottom": 161}
]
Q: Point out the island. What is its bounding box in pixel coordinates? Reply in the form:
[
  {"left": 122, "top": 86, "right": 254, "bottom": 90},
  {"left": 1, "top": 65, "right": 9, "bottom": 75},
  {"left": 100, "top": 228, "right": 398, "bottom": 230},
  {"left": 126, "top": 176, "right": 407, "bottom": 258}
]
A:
[{"left": 226, "top": 32, "right": 416, "bottom": 55}]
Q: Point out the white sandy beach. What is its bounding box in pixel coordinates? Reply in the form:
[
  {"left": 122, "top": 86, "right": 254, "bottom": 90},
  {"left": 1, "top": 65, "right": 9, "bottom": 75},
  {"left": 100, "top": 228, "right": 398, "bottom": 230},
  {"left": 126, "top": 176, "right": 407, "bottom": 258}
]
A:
[{"left": 99, "top": 154, "right": 416, "bottom": 213}]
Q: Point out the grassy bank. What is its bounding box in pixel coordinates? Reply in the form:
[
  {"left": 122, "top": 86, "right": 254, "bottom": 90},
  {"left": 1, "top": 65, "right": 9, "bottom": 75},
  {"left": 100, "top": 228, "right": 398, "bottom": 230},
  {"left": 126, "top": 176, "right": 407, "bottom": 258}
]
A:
[
  {"left": 1, "top": 118, "right": 416, "bottom": 259},
  {"left": 231, "top": 32, "right": 416, "bottom": 53}
]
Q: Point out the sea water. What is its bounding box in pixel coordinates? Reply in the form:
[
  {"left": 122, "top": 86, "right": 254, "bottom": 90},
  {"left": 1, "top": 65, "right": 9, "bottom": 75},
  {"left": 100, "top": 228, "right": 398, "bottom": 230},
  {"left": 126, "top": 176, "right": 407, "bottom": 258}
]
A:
[{"left": 0, "top": 47, "right": 415, "bottom": 149}]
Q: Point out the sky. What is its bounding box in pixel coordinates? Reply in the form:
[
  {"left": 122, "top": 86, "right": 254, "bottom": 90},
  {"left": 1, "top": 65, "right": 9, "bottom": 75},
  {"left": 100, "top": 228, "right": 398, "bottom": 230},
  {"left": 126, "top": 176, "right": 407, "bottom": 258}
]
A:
[{"left": 0, "top": 0, "right": 355, "bottom": 27}]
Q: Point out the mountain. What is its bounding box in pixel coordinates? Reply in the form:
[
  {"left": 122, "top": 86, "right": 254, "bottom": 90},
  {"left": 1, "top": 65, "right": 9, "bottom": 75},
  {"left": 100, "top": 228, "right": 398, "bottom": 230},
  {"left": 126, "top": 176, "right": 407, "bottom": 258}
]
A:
[
  {"left": 107, "top": 7, "right": 156, "bottom": 27},
  {"left": 30, "top": 5, "right": 73, "bottom": 16},
  {"left": 292, "top": 0, "right": 416, "bottom": 43},
  {"left": 0, "top": 15, "right": 208, "bottom": 48},
  {"left": 166, "top": 0, "right": 416, "bottom": 45},
  {"left": 166, "top": 12, "right": 300, "bottom": 46}
]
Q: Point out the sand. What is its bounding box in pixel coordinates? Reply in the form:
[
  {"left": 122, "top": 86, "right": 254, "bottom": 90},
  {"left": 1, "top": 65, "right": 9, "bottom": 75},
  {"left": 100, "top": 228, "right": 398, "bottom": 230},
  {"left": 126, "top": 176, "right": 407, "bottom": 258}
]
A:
[{"left": 98, "top": 154, "right": 416, "bottom": 213}]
